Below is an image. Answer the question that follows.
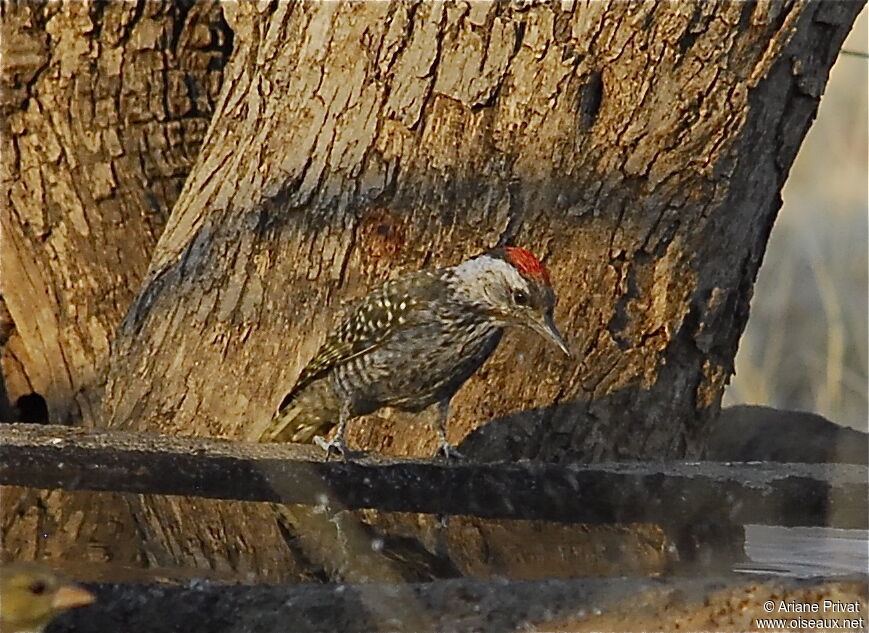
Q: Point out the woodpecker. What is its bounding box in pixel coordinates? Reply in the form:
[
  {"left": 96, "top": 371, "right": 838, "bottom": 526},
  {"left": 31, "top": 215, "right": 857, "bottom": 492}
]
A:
[{"left": 256, "top": 247, "right": 570, "bottom": 458}]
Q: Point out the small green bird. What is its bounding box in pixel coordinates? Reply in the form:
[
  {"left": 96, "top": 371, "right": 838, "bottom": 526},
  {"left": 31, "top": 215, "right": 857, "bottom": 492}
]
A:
[{"left": 0, "top": 562, "right": 94, "bottom": 633}]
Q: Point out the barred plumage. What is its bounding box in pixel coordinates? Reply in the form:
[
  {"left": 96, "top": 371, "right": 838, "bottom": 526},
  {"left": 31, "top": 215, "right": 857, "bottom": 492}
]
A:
[{"left": 255, "top": 247, "right": 569, "bottom": 458}]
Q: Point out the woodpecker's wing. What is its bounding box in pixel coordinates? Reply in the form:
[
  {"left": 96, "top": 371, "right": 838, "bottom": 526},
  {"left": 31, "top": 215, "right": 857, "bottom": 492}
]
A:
[{"left": 278, "top": 271, "right": 442, "bottom": 411}]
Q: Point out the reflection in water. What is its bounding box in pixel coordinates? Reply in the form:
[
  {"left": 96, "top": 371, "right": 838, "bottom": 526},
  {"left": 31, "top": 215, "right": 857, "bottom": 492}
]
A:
[
  {"left": 357, "top": 511, "right": 678, "bottom": 580},
  {"left": 737, "top": 525, "right": 869, "bottom": 577}
]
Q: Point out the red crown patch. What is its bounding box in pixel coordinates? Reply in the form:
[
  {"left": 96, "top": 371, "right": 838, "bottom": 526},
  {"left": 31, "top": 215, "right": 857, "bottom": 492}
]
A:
[{"left": 504, "top": 247, "right": 550, "bottom": 284}]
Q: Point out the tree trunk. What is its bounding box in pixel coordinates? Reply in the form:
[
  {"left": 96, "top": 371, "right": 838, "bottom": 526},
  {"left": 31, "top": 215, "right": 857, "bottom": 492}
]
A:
[
  {"left": 1, "top": 0, "right": 230, "bottom": 569},
  {"left": 0, "top": 0, "right": 229, "bottom": 425},
  {"left": 3, "top": 0, "right": 862, "bottom": 579},
  {"left": 106, "top": 0, "right": 858, "bottom": 457}
]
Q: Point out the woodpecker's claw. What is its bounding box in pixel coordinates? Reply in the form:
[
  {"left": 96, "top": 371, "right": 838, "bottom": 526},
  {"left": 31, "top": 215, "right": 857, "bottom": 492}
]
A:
[
  {"left": 314, "top": 436, "right": 366, "bottom": 461},
  {"left": 314, "top": 436, "right": 348, "bottom": 460},
  {"left": 436, "top": 443, "right": 464, "bottom": 461}
]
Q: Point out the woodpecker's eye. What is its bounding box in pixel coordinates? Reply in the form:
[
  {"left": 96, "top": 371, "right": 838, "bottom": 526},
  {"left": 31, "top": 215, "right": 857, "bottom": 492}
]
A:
[
  {"left": 512, "top": 290, "right": 529, "bottom": 306},
  {"left": 29, "top": 580, "right": 47, "bottom": 595}
]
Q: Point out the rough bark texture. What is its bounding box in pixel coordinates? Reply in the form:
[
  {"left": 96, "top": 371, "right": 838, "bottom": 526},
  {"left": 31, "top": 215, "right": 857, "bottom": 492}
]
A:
[
  {"left": 2, "top": 0, "right": 862, "bottom": 581},
  {"left": 103, "top": 1, "right": 859, "bottom": 460},
  {"left": 0, "top": 0, "right": 229, "bottom": 425},
  {"left": 0, "top": 0, "right": 230, "bottom": 575}
]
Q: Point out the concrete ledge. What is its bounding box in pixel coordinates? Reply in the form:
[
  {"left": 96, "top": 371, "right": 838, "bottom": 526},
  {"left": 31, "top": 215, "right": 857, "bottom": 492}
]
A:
[
  {"left": 1, "top": 423, "right": 866, "bottom": 528},
  {"left": 50, "top": 575, "right": 869, "bottom": 633}
]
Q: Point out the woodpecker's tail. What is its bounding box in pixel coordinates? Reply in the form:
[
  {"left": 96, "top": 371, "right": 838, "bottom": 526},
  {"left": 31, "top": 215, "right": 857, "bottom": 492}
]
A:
[{"left": 252, "top": 381, "right": 340, "bottom": 443}]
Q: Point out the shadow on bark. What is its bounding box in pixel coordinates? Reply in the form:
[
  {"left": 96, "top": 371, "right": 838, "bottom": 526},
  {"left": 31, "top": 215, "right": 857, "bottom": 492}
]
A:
[{"left": 457, "top": 382, "right": 711, "bottom": 464}]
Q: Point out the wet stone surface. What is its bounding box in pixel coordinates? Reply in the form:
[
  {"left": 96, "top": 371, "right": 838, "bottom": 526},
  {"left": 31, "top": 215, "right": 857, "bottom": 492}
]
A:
[
  {"left": 4, "top": 423, "right": 867, "bottom": 631},
  {"left": 1, "top": 424, "right": 866, "bottom": 529},
  {"left": 47, "top": 576, "right": 868, "bottom": 633}
]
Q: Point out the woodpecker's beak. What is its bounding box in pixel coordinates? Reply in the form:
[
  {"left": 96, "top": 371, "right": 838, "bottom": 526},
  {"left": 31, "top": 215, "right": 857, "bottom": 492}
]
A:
[{"left": 527, "top": 313, "right": 571, "bottom": 357}]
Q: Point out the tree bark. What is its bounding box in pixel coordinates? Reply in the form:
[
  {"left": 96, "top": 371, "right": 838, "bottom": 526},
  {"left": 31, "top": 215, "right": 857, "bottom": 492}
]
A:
[
  {"left": 105, "top": 1, "right": 859, "bottom": 457},
  {"left": 0, "top": 0, "right": 229, "bottom": 425},
  {"left": 0, "top": 0, "right": 230, "bottom": 571},
  {"left": 3, "top": 0, "right": 862, "bottom": 579}
]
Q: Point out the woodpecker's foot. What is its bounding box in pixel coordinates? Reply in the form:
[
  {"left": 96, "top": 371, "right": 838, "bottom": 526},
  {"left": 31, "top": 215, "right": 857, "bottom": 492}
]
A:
[
  {"left": 314, "top": 436, "right": 348, "bottom": 460},
  {"left": 313, "top": 435, "right": 340, "bottom": 458},
  {"left": 314, "top": 436, "right": 366, "bottom": 461},
  {"left": 436, "top": 442, "right": 464, "bottom": 461}
]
